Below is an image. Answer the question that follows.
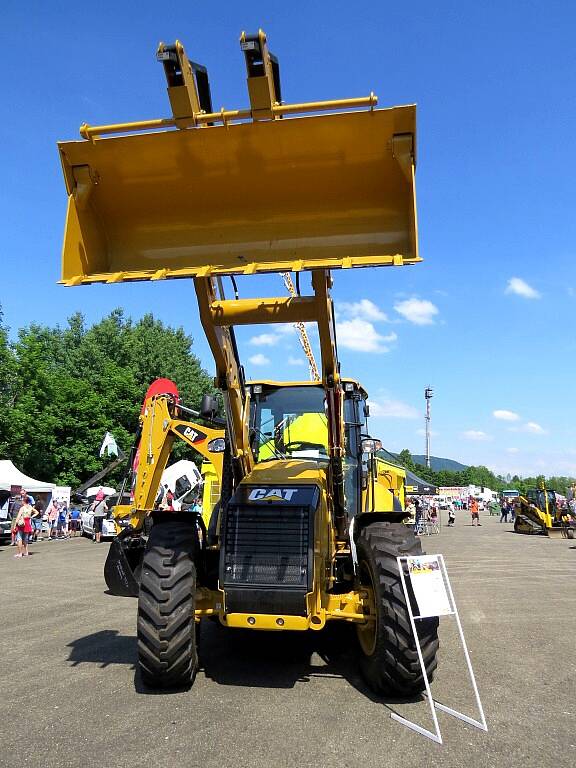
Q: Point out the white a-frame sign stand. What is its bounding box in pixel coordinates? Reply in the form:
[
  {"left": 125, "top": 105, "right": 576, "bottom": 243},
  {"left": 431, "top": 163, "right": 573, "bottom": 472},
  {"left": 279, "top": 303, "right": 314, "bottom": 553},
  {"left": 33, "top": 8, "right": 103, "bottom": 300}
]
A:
[{"left": 393, "top": 554, "right": 488, "bottom": 744}]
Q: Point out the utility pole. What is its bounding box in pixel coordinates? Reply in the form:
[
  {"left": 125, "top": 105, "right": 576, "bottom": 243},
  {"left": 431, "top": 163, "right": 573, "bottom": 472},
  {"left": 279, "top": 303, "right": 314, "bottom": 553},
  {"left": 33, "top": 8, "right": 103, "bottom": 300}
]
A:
[{"left": 424, "top": 387, "right": 434, "bottom": 468}]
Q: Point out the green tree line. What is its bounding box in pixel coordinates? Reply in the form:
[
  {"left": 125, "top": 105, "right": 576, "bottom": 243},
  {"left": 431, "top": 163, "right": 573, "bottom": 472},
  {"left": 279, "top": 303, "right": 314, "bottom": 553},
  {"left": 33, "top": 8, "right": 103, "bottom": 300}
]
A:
[
  {"left": 397, "top": 449, "right": 575, "bottom": 497},
  {"left": 0, "top": 307, "right": 214, "bottom": 487}
]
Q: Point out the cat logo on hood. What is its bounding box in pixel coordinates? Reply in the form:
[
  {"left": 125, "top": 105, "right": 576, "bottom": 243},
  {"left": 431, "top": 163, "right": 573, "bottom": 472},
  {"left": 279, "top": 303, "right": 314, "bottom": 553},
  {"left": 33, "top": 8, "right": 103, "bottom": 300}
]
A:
[{"left": 248, "top": 488, "right": 298, "bottom": 502}]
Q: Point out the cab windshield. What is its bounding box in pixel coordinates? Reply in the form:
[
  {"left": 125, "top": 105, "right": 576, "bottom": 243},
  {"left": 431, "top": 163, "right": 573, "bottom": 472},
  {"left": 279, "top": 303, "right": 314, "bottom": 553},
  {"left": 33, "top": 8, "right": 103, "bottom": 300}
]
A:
[{"left": 249, "top": 385, "right": 328, "bottom": 462}]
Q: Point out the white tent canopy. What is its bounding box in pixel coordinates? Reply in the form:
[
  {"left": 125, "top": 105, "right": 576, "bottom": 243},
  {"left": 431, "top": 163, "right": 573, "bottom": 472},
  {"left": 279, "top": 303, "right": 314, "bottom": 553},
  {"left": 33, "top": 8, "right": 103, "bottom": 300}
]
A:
[
  {"left": 0, "top": 460, "right": 55, "bottom": 492},
  {"left": 86, "top": 486, "right": 116, "bottom": 498}
]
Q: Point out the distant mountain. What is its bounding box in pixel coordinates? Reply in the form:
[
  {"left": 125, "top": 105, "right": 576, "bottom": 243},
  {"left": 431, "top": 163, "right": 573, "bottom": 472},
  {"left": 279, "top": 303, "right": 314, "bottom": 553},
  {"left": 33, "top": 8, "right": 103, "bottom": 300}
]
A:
[{"left": 411, "top": 455, "right": 469, "bottom": 473}]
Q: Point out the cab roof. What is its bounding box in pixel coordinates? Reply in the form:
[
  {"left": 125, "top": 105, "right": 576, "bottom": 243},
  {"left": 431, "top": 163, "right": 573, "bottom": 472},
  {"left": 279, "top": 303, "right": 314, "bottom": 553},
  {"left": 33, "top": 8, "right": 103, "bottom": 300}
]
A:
[{"left": 246, "top": 379, "right": 368, "bottom": 399}]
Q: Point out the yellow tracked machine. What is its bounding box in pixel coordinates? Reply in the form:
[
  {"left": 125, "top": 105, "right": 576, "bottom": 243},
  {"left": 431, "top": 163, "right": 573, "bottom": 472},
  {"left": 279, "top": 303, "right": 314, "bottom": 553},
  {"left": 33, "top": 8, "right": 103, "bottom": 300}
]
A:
[
  {"left": 514, "top": 483, "right": 575, "bottom": 539},
  {"left": 58, "top": 30, "right": 439, "bottom": 693}
]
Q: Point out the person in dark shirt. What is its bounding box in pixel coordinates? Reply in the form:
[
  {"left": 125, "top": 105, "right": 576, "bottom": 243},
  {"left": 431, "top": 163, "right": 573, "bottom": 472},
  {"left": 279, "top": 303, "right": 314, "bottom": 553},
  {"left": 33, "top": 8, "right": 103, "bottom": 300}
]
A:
[
  {"left": 69, "top": 506, "right": 81, "bottom": 537},
  {"left": 32, "top": 499, "right": 45, "bottom": 541}
]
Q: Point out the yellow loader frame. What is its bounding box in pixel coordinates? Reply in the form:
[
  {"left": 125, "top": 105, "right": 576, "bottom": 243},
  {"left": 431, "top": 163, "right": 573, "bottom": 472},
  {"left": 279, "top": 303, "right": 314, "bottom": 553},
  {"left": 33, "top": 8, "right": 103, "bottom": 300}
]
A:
[{"left": 60, "top": 31, "right": 440, "bottom": 698}]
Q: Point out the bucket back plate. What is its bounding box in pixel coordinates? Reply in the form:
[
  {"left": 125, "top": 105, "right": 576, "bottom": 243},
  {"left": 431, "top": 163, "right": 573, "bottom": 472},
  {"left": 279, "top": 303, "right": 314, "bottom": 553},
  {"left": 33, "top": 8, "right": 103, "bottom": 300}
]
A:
[{"left": 59, "top": 106, "right": 418, "bottom": 284}]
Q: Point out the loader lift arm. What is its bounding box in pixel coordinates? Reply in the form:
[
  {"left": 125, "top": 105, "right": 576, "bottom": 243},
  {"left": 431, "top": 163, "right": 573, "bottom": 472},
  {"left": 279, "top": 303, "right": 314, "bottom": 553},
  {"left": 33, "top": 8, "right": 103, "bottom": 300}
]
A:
[{"left": 194, "top": 268, "right": 348, "bottom": 535}]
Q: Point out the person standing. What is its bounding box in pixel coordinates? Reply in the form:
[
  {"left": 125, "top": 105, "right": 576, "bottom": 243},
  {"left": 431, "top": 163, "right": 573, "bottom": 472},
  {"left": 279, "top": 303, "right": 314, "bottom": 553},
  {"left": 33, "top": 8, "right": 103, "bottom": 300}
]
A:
[
  {"left": 500, "top": 498, "right": 509, "bottom": 523},
  {"left": 32, "top": 499, "right": 45, "bottom": 541},
  {"left": 91, "top": 489, "right": 108, "bottom": 543},
  {"left": 57, "top": 502, "right": 69, "bottom": 538},
  {"left": 47, "top": 500, "right": 60, "bottom": 540},
  {"left": 470, "top": 497, "right": 480, "bottom": 526},
  {"left": 13, "top": 495, "right": 33, "bottom": 558},
  {"left": 69, "top": 505, "right": 81, "bottom": 537},
  {"left": 414, "top": 497, "right": 422, "bottom": 533},
  {"left": 22, "top": 490, "right": 35, "bottom": 509}
]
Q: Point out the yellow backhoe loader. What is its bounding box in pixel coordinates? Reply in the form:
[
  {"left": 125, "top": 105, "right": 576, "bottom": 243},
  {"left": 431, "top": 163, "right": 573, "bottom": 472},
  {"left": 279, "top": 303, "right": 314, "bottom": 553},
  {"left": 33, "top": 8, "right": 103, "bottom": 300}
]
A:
[
  {"left": 514, "top": 483, "right": 575, "bottom": 539},
  {"left": 57, "top": 29, "right": 439, "bottom": 695}
]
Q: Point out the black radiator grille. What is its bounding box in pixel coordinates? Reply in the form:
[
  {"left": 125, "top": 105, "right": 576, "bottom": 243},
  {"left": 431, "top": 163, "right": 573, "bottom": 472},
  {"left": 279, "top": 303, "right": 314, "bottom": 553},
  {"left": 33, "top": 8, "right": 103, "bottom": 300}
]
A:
[{"left": 223, "top": 505, "right": 312, "bottom": 589}]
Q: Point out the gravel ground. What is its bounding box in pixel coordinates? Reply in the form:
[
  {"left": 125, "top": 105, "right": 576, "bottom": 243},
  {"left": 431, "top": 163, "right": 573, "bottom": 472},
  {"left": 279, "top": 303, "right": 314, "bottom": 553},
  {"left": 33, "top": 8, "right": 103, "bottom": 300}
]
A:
[{"left": 1, "top": 512, "right": 575, "bottom": 768}]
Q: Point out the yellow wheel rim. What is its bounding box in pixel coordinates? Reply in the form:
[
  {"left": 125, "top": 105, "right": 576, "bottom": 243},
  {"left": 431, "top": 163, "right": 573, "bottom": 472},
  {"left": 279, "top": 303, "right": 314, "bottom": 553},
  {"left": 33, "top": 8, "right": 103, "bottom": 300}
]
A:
[{"left": 357, "top": 561, "right": 378, "bottom": 656}]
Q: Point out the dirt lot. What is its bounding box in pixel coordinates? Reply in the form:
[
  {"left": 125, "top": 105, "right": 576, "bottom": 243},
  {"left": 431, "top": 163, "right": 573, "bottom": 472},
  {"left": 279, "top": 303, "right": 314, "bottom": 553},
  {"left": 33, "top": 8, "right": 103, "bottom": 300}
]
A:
[{"left": 1, "top": 512, "right": 575, "bottom": 768}]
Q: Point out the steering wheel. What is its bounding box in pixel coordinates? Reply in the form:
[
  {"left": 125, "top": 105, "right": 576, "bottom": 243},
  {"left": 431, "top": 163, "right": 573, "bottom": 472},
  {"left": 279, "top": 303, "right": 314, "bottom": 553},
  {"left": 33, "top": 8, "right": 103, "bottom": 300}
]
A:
[{"left": 283, "top": 440, "right": 327, "bottom": 455}]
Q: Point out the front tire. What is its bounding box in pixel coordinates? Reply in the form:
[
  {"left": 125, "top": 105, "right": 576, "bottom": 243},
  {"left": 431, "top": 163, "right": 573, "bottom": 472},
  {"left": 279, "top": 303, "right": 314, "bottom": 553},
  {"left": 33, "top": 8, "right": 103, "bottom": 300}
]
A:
[
  {"left": 137, "top": 521, "right": 198, "bottom": 689},
  {"left": 356, "top": 521, "right": 439, "bottom": 697}
]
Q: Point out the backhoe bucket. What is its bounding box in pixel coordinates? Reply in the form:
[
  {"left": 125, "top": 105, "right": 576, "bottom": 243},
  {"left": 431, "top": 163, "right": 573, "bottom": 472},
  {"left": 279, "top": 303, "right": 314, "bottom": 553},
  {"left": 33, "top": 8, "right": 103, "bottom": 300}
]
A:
[
  {"left": 59, "top": 106, "right": 418, "bottom": 284},
  {"left": 104, "top": 527, "right": 146, "bottom": 597}
]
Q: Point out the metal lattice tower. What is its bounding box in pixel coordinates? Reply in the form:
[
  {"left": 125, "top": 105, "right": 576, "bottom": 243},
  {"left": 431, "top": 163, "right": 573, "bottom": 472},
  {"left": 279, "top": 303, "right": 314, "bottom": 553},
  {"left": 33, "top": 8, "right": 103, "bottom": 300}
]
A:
[{"left": 424, "top": 387, "right": 434, "bottom": 468}]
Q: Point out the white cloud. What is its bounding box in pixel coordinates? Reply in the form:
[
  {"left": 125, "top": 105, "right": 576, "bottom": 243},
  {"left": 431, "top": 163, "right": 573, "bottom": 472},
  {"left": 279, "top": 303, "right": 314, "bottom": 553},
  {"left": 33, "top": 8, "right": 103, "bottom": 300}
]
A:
[
  {"left": 275, "top": 323, "right": 316, "bottom": 337},
  {"left": 337, "top": 318, "right": 393, "bottom": 353},
  {"left": 249, "top": 333, "right": 279, "bottom": 347},
  {"left": 493, "top": 409, "right": 520, "bottom": 421},
  {"left": 505, "top": 277, "right": 540, "bottom": 299},
  {"left": 524, "top": 421, "right": 546, "bottom": 434},
  {"left": 248, "top": 353, "right": 270, "bottom": 366},
  {"left": 337, "top": 299, "right": 388, "bottom": 322},
  {"left": 507, "top": 447, "right": 519, "bottom": 454},
  {"left": 394, "top": 297, "right": 439, "bottom": 326},
  {"left": 368, "top": 398, "right": 419, "bottom": 419},
  {"left": 508, "top": 421, "right": 548, "bottom": 435},
  {"left": 462, "top": 430, "right": 492, "bottom": 441},
  {"left": 276, "top": 324, "right": 297, "bottom": 335},
  {"left": 287, "top": 355, "right": 305, "bottom": 366}
]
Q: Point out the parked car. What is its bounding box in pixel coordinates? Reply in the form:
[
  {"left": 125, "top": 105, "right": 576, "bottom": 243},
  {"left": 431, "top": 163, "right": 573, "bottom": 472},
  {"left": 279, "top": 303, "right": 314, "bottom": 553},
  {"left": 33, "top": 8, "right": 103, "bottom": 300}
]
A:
[
  {"left": 0, "top": 516, "right": 12, "bottom": 542},
  {"left": 80, "top": 508, "right": 118, "bottom": 539}
]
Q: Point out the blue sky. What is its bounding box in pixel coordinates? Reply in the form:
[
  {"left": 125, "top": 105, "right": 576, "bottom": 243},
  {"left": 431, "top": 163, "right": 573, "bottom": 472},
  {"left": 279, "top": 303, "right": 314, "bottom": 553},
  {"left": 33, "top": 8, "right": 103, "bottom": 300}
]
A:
[{"left": 1, "top": 1, "right": 575, "bottom": 477}]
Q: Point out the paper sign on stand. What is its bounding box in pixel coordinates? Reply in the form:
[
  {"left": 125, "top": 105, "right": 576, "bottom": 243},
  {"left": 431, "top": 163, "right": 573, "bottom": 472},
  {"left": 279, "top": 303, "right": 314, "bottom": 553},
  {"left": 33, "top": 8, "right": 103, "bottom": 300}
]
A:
[
  {"left": 391, "top": 554, "right": 488, "bottom": 744},
  {"left": 407, "top": 555, "right": 452, "bottom": 618}
]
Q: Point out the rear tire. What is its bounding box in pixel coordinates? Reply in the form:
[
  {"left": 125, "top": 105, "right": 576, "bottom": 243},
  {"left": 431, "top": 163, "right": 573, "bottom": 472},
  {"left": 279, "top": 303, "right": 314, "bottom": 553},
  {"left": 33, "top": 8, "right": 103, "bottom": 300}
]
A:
[
  {"left": 356, "top": 521, "right": 439, "bottom": 697},
  {"left": 137, "top": 521, "right": 198, "bottom": 689}
]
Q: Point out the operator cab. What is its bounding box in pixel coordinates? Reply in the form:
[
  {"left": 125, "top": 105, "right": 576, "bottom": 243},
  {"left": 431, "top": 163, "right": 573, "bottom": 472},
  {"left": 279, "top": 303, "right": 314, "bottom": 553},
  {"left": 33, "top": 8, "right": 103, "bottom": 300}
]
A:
[
  {"left": 526, "top": 488, "right": 557, "bottom": 515},
  {"left": 248, "top": 379, "right": 368, "bottom": 460},
  {"left": 247, "top": 379, "right": 368, "bottom": 517}
]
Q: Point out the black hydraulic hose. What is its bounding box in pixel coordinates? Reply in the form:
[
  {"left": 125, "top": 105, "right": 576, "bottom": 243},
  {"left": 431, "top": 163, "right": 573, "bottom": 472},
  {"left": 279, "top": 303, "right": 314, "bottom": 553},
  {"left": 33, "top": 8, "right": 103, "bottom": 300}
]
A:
[
  {"left": 229, "top": 326, "right": 245, "bottom": 391},
  {"left": 331, "top": 456, "right": 347, "bottom": 538},
  {"left": 230, "top": 274, "right": 239, "bottom": 300}
]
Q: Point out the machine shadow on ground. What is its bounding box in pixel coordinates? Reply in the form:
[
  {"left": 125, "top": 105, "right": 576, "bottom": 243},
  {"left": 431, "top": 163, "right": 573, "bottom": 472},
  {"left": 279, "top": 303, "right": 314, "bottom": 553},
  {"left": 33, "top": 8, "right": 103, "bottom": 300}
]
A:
[{"left": 66, "top": 620, "right": 425, "bottom": 706}]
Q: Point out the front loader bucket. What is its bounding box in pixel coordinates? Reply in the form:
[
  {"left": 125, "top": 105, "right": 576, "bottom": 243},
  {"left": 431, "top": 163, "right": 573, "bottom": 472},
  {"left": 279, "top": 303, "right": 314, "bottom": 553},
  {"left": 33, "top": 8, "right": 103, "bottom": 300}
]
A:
[
  {"left": 59, "top": 106, "right": 418, "bottom": 284},
  {"left": 546, "top": 525, "right": 574, "bottom": 540},
  {"left": 104, "top": 527, "right": 146, "bottom": 597}
]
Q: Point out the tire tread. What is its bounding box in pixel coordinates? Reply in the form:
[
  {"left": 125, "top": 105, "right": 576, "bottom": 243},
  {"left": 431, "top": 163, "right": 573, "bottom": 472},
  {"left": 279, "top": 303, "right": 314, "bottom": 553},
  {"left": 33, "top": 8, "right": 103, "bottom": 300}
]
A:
[
  {"left": 357, "top": 521, "right": 439, "bottom": 696},
  {"left": 137, "top": 522, "right": 198, "bottom": 689}
]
